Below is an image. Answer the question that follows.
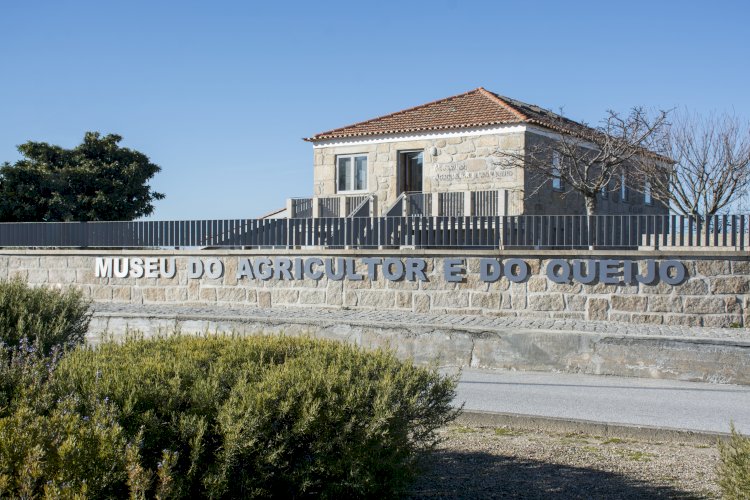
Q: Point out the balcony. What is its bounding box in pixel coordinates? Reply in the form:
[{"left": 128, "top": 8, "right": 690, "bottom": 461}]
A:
[
  {"left": 288, "top": 190, "right": 519, "bottom": 219},
  {"left": 288, "top": 194, "right": 375, "bottom": 219},
  {"left": 386, "top": 190, "right": 519, "bottom": 217}
]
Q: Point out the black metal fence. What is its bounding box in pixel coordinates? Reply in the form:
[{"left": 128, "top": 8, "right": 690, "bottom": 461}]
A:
[{"left": 0, "top": 215, "right": 747, "bottom": 249}]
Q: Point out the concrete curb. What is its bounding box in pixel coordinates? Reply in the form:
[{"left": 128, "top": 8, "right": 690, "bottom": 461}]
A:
[{"left": 456, "top": 410, "right": 729, "bottom": 445}]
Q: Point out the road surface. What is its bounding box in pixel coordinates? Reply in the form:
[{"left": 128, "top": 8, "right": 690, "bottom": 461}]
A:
[{"left": 455, "top": 368, "right": 750, "bottom": 434}]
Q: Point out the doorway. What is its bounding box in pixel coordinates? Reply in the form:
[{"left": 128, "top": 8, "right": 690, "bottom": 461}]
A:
[{"left": 398, "top": 151, "right": 423, "bottom": 194}]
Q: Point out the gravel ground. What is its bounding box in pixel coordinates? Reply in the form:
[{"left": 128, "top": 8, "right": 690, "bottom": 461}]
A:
[{"left": 408, "top": 425, "right": 721, "bottom": 499}]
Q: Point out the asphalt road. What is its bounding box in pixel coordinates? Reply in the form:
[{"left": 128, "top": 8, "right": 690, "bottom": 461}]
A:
[{"left": 454, "top": 368, "right": 750, "bottom": 434}]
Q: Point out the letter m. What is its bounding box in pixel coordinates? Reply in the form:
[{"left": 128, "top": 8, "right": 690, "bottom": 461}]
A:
[{"left": 95, "top": 258, "right": 113, "bottom": 277}]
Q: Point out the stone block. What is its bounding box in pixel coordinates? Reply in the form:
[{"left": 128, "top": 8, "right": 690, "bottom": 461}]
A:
[
  {"left": 525, "top": 259, "right": 542, "bottom": 275},
  {"left": 66, "top": 256, "right": 90, "bottom": 268},
  {"left": 703, "top": 315, "right": 742, "bottom": 328},
  {"left": 695, "top": 259, "right": 731, "bottom": 277},
  {"left": 587, "top": 298, "right": 609, "bottom": 321},
  {"left": 271, "top": 289, "right": 299, "bottom": 305},
  {"left": 186, "top": 281, "right": 200, "bottom": 301},
  {"left": 509, "top": 293, "right": 527, "bottom": 309},
  {"left": 664, "top": 315, "right": 702, "bottom": 327},
  {"left": 682, "top": 297, "right": 726, "bottom": 314},
  {"left": 456, "top": 141, "right": 475, "bottom": 153},
  {"left": 610, "top": 295, "right": 647, "bottom": 312},
  {"left": 487, "top": 279, "right": 511, "bottom": 292},
  {"left": 217, "top": 288, "right": 246, "bottom": 303},
  {"left": 585, "top": 282, "right": 619, "bottom": 294},
  {"left": 639, "top": 281, "right": 672, "bottom": 295},
  {"left": 477, "top": 135, "right": 499, "bottom": 147},
  {"left": 91, "top": 286, "right": 113, "bottom": 301},
  {"left": 326, "top": 285, "right": 343, "bottom": 306},
  {"left": 143, "top": 288, "right": 167, "bottom": 302},
  {"left": 386, "top": 278, "right": 419, "bottom": 290},
  {"left": 198, "top": 288, "right": 217, "bottom": 302},
  {"left": 470, "top": 292, "right": 500, "bottom": 310},
  {"left": 258, "top": 291, "right": 271, "bottom": 308},
  {"left": 726, "top": 296, "right": 743, "bottom": 314},
  {"left": 711, "top": 277, "right": 750, "bottom": 294},
  {"left": 414, "top": 294, "right": 430, "bottom": 313},
  {"left": 358, "top": 290, "right": 395, "bottom": 308},
  {"left": 223, "top": 258, "right": 238, "bottom": 286},
  {"left": 27, "top": 269, "right": 49, "bottom": 283},
  {"left": 300, "top": 289, "right": 326, "bottom": 305},
  {"left": 609, "top": 312, "right": 632, "bottom": 323},
  {"left": 76, "top": 269, "right": 101, "bottom": 284},
  {"left": 565, "top": 294, "right": 587, "bottom": 311},
  {"left": 48, "top": 269, "right": 77, "bottom": 284},
  {"left": 431, "top": 292, "right": 469, "bottom": 309},
  {"left": 548, "top": 282, "right": 583, "bottom": 294},
  {"left": 112, "top": 287, "right": 131, "bottom": 302},
  {"left": 344, "top": 291, "right": 358, "bottom": 307},
  {"left": 526, "top": 276, "right": 546, "bottom": 293},
  {"left": 9, "top": 256, "right": 38, "bottom": 268},
  {"left": 164, "top": 287, "right": 187, "bottom": 302},
  {"left": 647, "top": 296, "right": 683, "bottom": 313},
  {"left": 630, "top": 313, "right": 664, "bottom": 325},
  {"left": 528, "top": 294, "right": 564, "bottom": 311},
  {"left": 40, "top": 256, "right": 66, "bottom": 269},
  {"left": 731, "top": 260, "right": 750, "bottom": 274},
  {"left": 674, "top": 279, "right": 709, "bottom": 296},
  {"left": 396, "top": 291, "right": 412, "bottom": 309}
]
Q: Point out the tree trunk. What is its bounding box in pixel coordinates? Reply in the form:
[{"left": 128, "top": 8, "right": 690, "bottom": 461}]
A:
[{"left": 584, "top": 195, "right": 597, "bottom": 216}]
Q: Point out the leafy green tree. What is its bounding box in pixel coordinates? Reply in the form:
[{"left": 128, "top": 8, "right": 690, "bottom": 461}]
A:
[{"left": 0, "top": 132, "right": 164, "bottom": 221}]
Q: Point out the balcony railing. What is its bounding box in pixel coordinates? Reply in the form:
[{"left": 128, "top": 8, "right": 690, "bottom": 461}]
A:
[{"left": 289, "top": 194, "right": 375, "bottom": 219}]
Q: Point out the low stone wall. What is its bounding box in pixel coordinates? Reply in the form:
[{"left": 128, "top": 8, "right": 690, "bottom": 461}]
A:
[
  {"left": 2, "top": 249, "right": 749, "bottom": 328},
  {"left": 87, "top": 307, "right": 750, "bottom": 385}
]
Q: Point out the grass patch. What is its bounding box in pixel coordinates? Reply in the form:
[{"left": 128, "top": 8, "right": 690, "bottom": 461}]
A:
[
  {"left": 494, "top": 427, "right": 523, "bottom": 437},
  {"left": 615, "top": 449, "right": 655, "bottom": 462},
  {"left": 601, "top": 437, "right": 626, "bottom": 445}
]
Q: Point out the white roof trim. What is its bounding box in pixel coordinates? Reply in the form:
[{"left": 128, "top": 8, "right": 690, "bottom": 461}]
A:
[{"left": 311, "top": 124, "right": 527, "bottom": 149}]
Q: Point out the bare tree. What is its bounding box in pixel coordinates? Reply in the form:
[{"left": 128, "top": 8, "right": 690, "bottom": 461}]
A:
[
  {"left": 645, "top": 110, "right": 750, "bottom": 220},
  {"left": 495, "top": 107, "right": 669, "bottom": 215}
]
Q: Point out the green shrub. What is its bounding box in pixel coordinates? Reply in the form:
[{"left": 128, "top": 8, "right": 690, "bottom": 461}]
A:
[
  {"left": 0, "top": 335, "right": 457, "bottom": 498},
  {"left": 718, "top": 424, "right": 750, "bottom": 499},
  {"left": 0, "top": 277, "right": 91, "bottom": 355}
]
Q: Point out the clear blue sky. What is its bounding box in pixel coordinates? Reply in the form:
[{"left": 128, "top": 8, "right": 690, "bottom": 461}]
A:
[{"left": 1, "top": 0, "right": 748, "bottom": 220}]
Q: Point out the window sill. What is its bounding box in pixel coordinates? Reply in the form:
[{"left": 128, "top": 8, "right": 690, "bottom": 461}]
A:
[{"left": 335, "top": 190, "right": 369, "bottom": 195}]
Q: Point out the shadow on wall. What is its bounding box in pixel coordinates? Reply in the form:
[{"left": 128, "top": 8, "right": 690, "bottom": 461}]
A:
[{"left": 408, "top": 451, "right": 701, "bottom": 499}]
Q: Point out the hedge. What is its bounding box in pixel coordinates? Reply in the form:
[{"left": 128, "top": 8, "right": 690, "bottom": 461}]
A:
[{"left": 0, "top": 335, "right": 458, "bottom": 498}]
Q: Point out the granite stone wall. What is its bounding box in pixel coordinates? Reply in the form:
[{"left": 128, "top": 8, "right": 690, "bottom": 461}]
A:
[
  {"left": 313, "top": 129, "right": 525, "bottom": 214},
  {"left": 2, "top": 250, "right": 748, "bottom": 328}
]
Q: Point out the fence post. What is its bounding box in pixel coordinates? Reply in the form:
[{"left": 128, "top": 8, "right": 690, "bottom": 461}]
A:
[
  {"left": 80, "top": 221, "right": 88, "bottom": 248},
  {"left": 344, "top": 217, "right": 349, "bottom": 249}
]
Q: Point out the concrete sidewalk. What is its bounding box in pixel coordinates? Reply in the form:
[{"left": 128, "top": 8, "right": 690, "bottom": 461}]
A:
[{"left": 454, "top": 368, "right": 750, "bottom": 436}]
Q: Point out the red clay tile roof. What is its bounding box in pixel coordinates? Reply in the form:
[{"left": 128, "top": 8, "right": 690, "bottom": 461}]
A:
[{"left": 304, "top": 87, "right": 591, "bottom": 142}]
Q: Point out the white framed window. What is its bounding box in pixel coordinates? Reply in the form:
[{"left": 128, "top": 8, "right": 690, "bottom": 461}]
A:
[
  {"left": 551, "top": 151, "right": 563, "bottom": 191},
  {"left": 620, "top": 172, "right": 629, "bottom": 202},
  {"left": 644, "top": 180, "right": 653, "bottom": 205},
  {"left": 337, "top": 154, "right": 367, "bottom": 193}
]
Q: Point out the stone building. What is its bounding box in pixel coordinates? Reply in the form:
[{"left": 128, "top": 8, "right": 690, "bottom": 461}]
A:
[{"left": 287, "top": 88, "right": 668, "bottom": 218}]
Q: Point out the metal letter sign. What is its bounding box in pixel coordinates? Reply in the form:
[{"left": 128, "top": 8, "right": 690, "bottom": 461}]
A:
[{"left": 94, "top": 257, "right": 688, "bottom": 286}]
